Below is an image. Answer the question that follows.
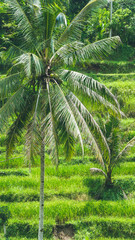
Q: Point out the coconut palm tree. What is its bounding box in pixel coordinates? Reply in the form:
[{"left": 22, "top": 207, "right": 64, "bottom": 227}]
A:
[
  {"left": 1, "top": 0, "right": 121, "bottom": 239},
  {"left": 90, "top": 115, "right": 135, "bottom": 187}
]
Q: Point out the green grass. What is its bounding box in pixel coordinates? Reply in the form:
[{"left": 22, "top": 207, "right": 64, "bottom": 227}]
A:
[
  {"left": 0, "top": 163, "right": 135, "bottom": 238},
  {"left": 0, "top": 164, "right": 135, "bottom": 239},
  {"left": 0, "top": 169, "right": 29, "bottom": 176},
  {"left": 0, "top": 162, "right": 135, "bottom": 203},
  {"left": 114, "top": 162, "right": 135, "bottom": 175},
  {"left": 1, "top": 199, "right": 135, "bottom": 221},
  {"left": 92, "top": 72, "right": 135, "bottom": 82},
  {"left": 76, "top": 60, "right": 135, "bottom": 74},
  {"left": 0, "top": 162, "right": 134, "bottom": 190},
  {"left": 5, "top": 215, "right": 135, "bottom": 239},
  {"left": 105, "top": 80, "right": 135, "bottom": 95}
]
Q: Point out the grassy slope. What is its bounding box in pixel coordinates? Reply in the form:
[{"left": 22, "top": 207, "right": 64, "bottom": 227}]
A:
[
  {"left": 0, "top": 60, "right": 135, "bottom": 239},
  {"left": 0, "top": 163, "right": 135, "bottom": 239}
]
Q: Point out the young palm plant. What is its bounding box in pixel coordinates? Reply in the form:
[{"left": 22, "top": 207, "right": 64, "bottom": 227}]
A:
[
  {"left": 90, "top": 115, "right": 135, "bottom": 188},
  {"left": 1, "top": 0, "right": 121, "bottom": 239}
]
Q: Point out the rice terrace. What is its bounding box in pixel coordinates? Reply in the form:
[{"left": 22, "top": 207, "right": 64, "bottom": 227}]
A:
[{"left": 0, "top": 0, "right": 135, "bottom": 239}]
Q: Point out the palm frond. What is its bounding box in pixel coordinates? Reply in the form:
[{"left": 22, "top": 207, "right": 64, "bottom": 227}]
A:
[
  {"left": 25, "top": 86, "right": 42, "bottom": 166},
  {"left": 46, "top": 81, "right": 59, "bottom": 167},
  {"left": 0, "top": 73, "right": 22, "bottom": 98},
  {"left": 40, "top": 2, "right": 63, "bottom": 43},
  {"left": 51, "top": 41, "right": 84, "bottom": 64},
  {"left": 15, "top": 53, "right": 44, "bottom": 77},
  {"left": 58, "top": 0, "right": 106, "bottom": 44},
  {"left": 115, "top": 137, "right": 135, "bottom": 161},
  {"left": 29, "top": 0, "right": 41, "bottom": 12},
  {"left": 58, "top": 121, "right": 75, "bottom": 161},
  {"left": 105, "top": 115, "right": 119, "bottom": 138},
  {"left": 59, "top": 69, "right": 120, "bottom": 110},
  {"left": 2, "top": 44, "right": 25, "bottom": 64},
  {"left": 43, "top": 112, "right": 59, "bottom": 164},
  {"left": 52, "top": 37, "right": 120, "bottom": 65},
  {"left": 68, "top": 91, "right": 110, "bottom": 166},
  {"left": 90, "top": 168, "right": 107, "bottom": 177},
  {"left": 25, "top": 120, "right": 41, "bottom": 166},
  {"left": 67, "top": 94, "right": 104, "bottom": 165},
  {"left": 77, "top": 36, "right": 121, "bottom": 61},
  {"left": 5, "top": 0, "right": 35, "bottom": 46},
  {"left": 6, "top": 93, "right": 35, "bottom": 157},
  {"left": 0, "top": 87, "right": 30, "bottom": 131},
  {"left": 51, "top": 81, "right": 84, "bottom": 157}
]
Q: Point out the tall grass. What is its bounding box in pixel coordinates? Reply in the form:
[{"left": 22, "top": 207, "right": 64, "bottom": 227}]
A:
[{"left": 1, "top": 200, "right": 135, "bottom": 223}]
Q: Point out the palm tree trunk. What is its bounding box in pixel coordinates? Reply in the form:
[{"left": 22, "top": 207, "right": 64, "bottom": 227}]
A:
[
  {"left": 38, "top": 137, "right": 45, "bottom": 240},
  {"left": 105, "top": 169, "right": 112, "bottom": 188},
  {"left": 6, "top": 154, "right": 9, "bottom": 169}
]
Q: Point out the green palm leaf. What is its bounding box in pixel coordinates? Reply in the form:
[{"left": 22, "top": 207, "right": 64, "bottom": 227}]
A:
[
  {"left": 52, "top": 81, "right": 84, "bottom": 156},
  {"left": 68, "top": 91, "right": 110, "bottom": 166},
  {"left": 46, "top": 81, "right": 59, "bottom": 167},
  {"left": 51, "top": 41, "right": 84, "bottom": 64},
  {"left": 58, "top": 121, "right": 75, "bottom": 161},
  {"left": 67, "top": 94, "right": 104, "bottom": 165},
  {"left": 6, "top": 94, "right": 35, "bottom": 157},
  {"left": 52, "top": 37, "right": 120, "bottom": 64},
  {"left": 115, "top": 137, "right": 135, "bottom": 163},
  {"left": 16, "top": 53, "right": 44, "bottom": 77},
  {"left": 59, "top": 69, "right": 120, "bottom": 109},
  {"left": 5, "top": 0, "right": 35, "bottom": 46},
  {"left": 0, "top": 73, "right": 22, "bottom": 98},
  {"left": 77, "top": 36, "right": 121, "bottom": 60},
  {"left": 0, "top": 87, "right": 31, "bottom": 131},
  {"left": 25, "top": 120, "right": 41, "bottom": 167},
  {"left": 25, "top": 87, "right": 42, "bottom": 167}
]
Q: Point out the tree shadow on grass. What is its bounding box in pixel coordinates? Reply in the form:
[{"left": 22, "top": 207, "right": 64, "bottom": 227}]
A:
[{"left": 83, "top": 177, "right": 135, "bottom": 201}]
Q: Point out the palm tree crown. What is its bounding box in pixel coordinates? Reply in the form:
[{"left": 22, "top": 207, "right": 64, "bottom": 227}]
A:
[{"left": 1, "top": 0, "right": 121, "bottom": 163}]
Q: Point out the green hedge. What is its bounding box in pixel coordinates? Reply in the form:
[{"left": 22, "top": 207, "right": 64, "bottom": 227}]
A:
[
  {"left": 6, "top": 216, "right": 135, "bottom": 239},
  {"left": 73, "top": 217, "right": 135, "bottom": 239},
  {"left": 0, "top": 191, "right": 39, "bottom": 202},
  {"left": 76, "top": 61, "right": 135, "bottom": 74},
  {"left": 0, "top": 170, "right": 29, "bottom": 177},
  {"left": 2, "top": 199, "right": 135, "bottom": 222},
  {"left": 6, "top": 221, "right": 53, "bottom": 239},
  {"left": 0, "top": 206, "right": 11, "bottom": 226},
  {"left": 92, "top": 73, "right": 135, "bottom": 82}
]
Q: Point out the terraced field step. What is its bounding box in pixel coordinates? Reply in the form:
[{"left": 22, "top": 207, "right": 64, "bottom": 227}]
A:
[
  {"left": 0, "top": 176, "right": 135, "bottom": 202},
  {"left": 79, "top": 60, "right": 135, "bottom": 74},
  {"left": 0, "top": 165, "right": 135, "bottom": 201},
  {"left": 0, "top": 162, "right": 135, "bottom": 178},
  {"left": 0, "top": 188, "right": 89, "bottom": 202},
  {"left": 5, "top": 216, "right": 135, "bottom": 239},
  {"left": 105, "top": 80, "right": 135, "bottom": 90},
  {"left": 91, "top": 72, "right": 135, "bottom": 82},
  {"left": 1, "top": 200, "right": 135, "bottom": 221}
]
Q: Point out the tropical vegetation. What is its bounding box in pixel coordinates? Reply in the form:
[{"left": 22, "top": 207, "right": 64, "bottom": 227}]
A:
[
  {"left": 0, "top": 0, "right": 135, "bottom": 239},
  {"left": 90, "top": 115, "right": 135, "bottom": 187}
]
